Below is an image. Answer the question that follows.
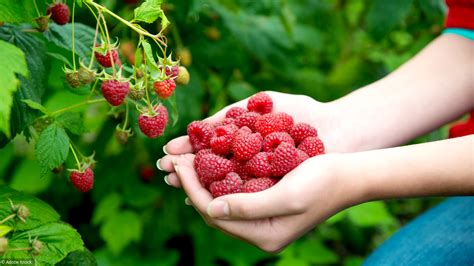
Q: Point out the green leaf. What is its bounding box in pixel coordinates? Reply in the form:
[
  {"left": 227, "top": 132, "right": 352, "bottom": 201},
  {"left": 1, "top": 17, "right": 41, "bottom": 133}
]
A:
[
  {"left": 4, "top": 223, "right": 84, "bottom": 265},
  {"left": 347, "top": 201, "right": 396, "bottom": 227},
  {"left": 0, "top": 185, "right": 60, "bottom": 231},
  {"left": 35, "top": 123, "right": 70, "bottom": 176},
  {"left": 21, "top": 99, "right": 50, "bottom": 115},
  {"left": 0, "top": 225, "right": 13, "bottom": 237},
  {"left": 57, "top": 248, "right": 98, "bottom": 266},
  {"left": 141, "top": 40, "right": 160, "bottom": 75},
  {"left": 166, "top": 94, "right": 179, "bottom": 127},
  {"left": 134, "top": 0, "right": 169, "bottom": 30},
  {"left": 92, "top": 193, "right": 122, "bottom": 225},
  {"left": 227, "top": 81, "right": 257, "bottom": 102},
  {"left": 0, "top": 40, "right": 28, "bottom": 138},
  {"left": 44, "top": 23, "right": 95, "bottom": 61},
  {"left": 298, "top": 237, "right": 339, "bottom": 264},
  {"left": 9, "top": 159, "right": 53, "bottom": 195},
  {"left": 100, "top": 210, "right": 142, "bottom": 256},
  {"left": 367, "top": 0, "right": 414, "bottom": 40},
  {"left": 0, "top": 1, "right": 36, "bottom": 23},
  {"left": 123, "top": 185, "right": 160, "bottom": 208},
  {"left": 56, "top": 112, "right": 86, "bottom": 135}
]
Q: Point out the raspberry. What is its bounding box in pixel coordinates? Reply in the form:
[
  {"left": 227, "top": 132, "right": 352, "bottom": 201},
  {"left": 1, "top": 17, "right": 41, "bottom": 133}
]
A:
[
  {"left": 254, "top": 114, "right": 285, "bottom": 137},
  {"left": 247, "top": 92, "right": 273, "bottom": 114},
  {"left": 271, "top": 142, "right": 299, "bottom": 177},
  {"left": 176, "top": 66, "right": 190, "bottom": 86},
  {"left": 47, "top": 3, "right": 70, "bottom": 25},
  {"left": 275, "top": 112, "right": 294, "bottom": 132},
  {"left": 165, "top": 65, "right": 180, "bottom": 79},
  {"left": 210, "top": 124, "right": 238, "bottom": 155},
  {"left": 235, "top": 112, "right": 260, "bottom": 131},
  {"left": 262, "top": 132, "right": 295, "bottom": 152},
  {"left": 138, "top": 104, "right": 169, "bottom": 138},
  {"left": 245, "top": 152, "right": 272, "bottom": 178},
  {"left": 140, "top": 165, "right": 155, "bottom": 183},
  {"left": 95, "top": 48, "right": 120, "bottom": 68},
  {"left": 0, "top": 237, "right": 8, "bottom": 256},
  {"left": 236, "top": 126, "right": 252, "bottom": 136},
  {"left": 230, "top": 156, "right": 252, "bottom": 181},
  {"left": 78, "top": 65, "right": 96, "bottom": 85},
  {"left": 209, "top": 172, "right": 243, "bottom": 198},
  {"left": 196, "top": 154, "right": 234, "bottom": 188},
  {"left": 297, "top": 149, "right": 310, "bottom": 163},
  {"left": 187, "top": 121, "right": 213, "bottom": 152},
  {"left": 242, "top": 177, "right": 277, "bottom": 193},
  {"left": 226, "top": 107, "right": 247, "bottom": 119},
  {"left": 129, "top": 86, "right": 145, "bottom": 101},
  {"left": 215, "top": 117, "right": 235, "bottom": 127},
  {"left": 232, "top": 132, "right": 263, "bottom": 161},
  {"left": 101, "top": 79, "right": 130, "bottom": 106},
  {"left": 289, "top": 123, "right": 318, "bottom": 144},
  {"left": 193, "top": 149, "right": 213, "bottom": 171},
  {"left": 153, "top": 79, "right": 176, "bottom": 99},
  {"left": 298, "top": 136, "right": 325, "bottom": 157},
  {"left": 35, "top": 16, "right": 49, "bottom": 32},
  {"left": 65, "top": 71, "right": 81, "bottom": 88},
  {"left": 70, "top": 167, "right": 94, "bottom": 192}
]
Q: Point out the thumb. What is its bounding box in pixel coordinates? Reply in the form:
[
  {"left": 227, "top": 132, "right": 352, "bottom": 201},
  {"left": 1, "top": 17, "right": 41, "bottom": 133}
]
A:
[{"left": 206, "top": 184, "right": 304, "bottom": 220}]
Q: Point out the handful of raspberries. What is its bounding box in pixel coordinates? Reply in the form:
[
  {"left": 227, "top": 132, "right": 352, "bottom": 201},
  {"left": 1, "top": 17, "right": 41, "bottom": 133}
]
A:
[{"left": 187, "top": 92, "right": 325, "bottom": 198}]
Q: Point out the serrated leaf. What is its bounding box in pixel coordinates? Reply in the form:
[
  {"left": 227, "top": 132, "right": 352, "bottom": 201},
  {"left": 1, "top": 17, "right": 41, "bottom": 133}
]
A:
[
  {"left": 92, "top": 193, "right": 122, "bottom": 225},
  {"left": 56, "top": 112, "right": 85, "bottom": 135},
  {"left": 0, "top": 40, "right": 28, "bottom": 138},
  {"left": 21, "top": 99, "right": 50, "bottom": 115},
  {"left": 134, "top": 0, "right": 169, "bottom": 30},
  {"left": 100, "top": 210, "right": 142, "bottom": 256},
  {"left": 4, "top": 223, "right": 84, "bottom": 265},
  {"left": 35, "top": 123, "right": 70, "bottom": 176},
  {"left": 44, "top": 23, "right": 95, "bottom": 61}
]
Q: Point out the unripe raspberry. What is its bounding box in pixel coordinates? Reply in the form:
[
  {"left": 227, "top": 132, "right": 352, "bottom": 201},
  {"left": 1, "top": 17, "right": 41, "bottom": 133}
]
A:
[
  {"left": 176, "top": 66, "right": 190, "bottom": 85},
  {"left": 31, "top": 238, "right": 44, "bottom": 256},
  {"left": 0, "top": 237, "right": 8, "bottom": 256}
]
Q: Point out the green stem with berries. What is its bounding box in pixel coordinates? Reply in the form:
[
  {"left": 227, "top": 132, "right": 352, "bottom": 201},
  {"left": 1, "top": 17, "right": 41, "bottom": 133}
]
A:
[
  {"left": 122, "top": 102, "right": 130, "bottom": 130},
  {"left": 49, "top": 98, "right": 105, "bottom": 117},
  {"left": 69, "top": 143, "right": 82, "bottom": 170},
  {"left": 0, "top": 214, "right": 16, "bottom": 225},
  {"left": 99, "top": 12, "right": 117, "bottom": 77},
  {"left": 71, "top": 0, "right": 77, "bottom": 70}
]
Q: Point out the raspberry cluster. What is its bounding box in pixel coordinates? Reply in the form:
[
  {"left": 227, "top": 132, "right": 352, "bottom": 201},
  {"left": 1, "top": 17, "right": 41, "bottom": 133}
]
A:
[{"left": 187, "top": 92, "right": 325, "bottom": 198}]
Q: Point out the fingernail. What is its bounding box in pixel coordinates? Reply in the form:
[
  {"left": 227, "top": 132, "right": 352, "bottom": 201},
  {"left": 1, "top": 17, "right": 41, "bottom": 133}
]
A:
[
  {"left": 164, "top": 175, "right": 170, "bottom": 185},
  {"left": 163, "top": 145, "right": 169, "bottom": 155},
  {"left": 184, "top": 197, "right": 192, "bottom": 206},
  {"left": 207, "top": 201, "right": 229, "bottom": 218},
  {"left": 156, "top": 159, "right": 163, "bottom": 171}
]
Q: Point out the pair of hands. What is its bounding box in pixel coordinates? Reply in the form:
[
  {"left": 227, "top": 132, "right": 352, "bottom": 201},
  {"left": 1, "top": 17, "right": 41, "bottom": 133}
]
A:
[{"left": 158, "top": 92, "right": 363, "bottom": 252}]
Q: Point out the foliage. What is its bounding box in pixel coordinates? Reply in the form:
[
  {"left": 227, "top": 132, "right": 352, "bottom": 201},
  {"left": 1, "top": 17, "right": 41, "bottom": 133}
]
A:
[{"left": 0, "top": 0, "right": 447, "bottom": 265}]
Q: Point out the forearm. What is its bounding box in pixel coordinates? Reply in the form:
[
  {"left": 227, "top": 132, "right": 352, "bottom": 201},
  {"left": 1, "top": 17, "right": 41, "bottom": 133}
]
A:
[
  {"left": 342, "top": 136, "right": 474, "bottom": 202},
  {"left": 326, "top": 34, "right": 474, "bottom": 152}
]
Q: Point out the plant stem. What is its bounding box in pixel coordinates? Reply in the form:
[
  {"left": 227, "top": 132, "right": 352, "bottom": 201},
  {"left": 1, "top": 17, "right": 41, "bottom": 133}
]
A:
[
  {"left": 89, "top": 14, "right": 101, "bottom": 69},
  {"left": 33, "top": 0, "right": 41, "bottom": 17},
  {"left": 69, "top": 143, "right": 82, "bottom": 169},
  {"left": 141, "top": 42, "right": 153, "bottom": 113},
  {"left": 99, "top": 13, "right": 117, "bottom": 77},
  {"left": 122, "top": 102, "right": 129, "bottom": 130},
  {"left": 71, "top": 0, "right": 77, "bottom": 70},
  {"left": 0, "top": 214, "right": 16, "bottom": 224},
  {"left": 49, "top": 98, "right": 105, "bottom": 117}
]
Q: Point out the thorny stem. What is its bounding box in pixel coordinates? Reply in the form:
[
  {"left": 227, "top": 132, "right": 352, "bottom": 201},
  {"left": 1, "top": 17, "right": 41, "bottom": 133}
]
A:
[
  {"left": 49, "top": 98, "right": 105, "bottom": 117},
  {"left": 71, "top": 0, "right": 77, "bottom": 70},
  {"left": 69, "top": 143, "right": 81, "bottom": 170},
  {"left": 0, "top": 214, "right": 16, "bottom": 224}
]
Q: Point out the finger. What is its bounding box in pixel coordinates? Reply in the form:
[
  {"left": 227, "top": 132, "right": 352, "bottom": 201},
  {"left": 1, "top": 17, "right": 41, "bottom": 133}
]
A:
[
  {"left": 164, "top": 136, "right": 193, "bottom": 155},
  {"left": 164, "top": 173, "right": 181, "bottom": 188},
  {"left": 157, "top": 153, "right": 195, "bottom": 172}
]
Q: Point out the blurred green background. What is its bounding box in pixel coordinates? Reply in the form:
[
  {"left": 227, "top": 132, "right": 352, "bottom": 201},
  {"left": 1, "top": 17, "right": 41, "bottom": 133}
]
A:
[{"left": 0, "top": 0, "right": 450, "bottom": 265}]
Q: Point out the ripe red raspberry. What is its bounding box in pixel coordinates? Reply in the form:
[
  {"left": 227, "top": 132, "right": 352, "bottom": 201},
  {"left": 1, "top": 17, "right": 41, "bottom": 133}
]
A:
[
  {"left": 289, "top": 123, "right": 318, "bottom": 144},
  {"left": 232, "top": 132, "right": 263, "bottom": 161},
  {"left": 101, "top": 79, "right": 130, "bottom": 106},
  {"left": 196, "top": 154, "right": 234, "bottom": 188},
  {"left": 95, "top": 48, "right": 120, "bottom": 68},
  {"left": 226, "top": 107, "right": 247, "bottom": 119},
  {"left": 298, "top": 136, "right": 325, "bottom": 157},
  {"left": 164, "top": 65, "right": 180, "bottom": 79},
  {"left": 254, "top": 114, "right": 285, "bottom": 137},
  {"left": 193, "top": 149, "right": 213, "bottom": 171},
  {"left": 275, "top": 112, "right": 294, "bottom": 132},
  {"left": 271, "top": 142, "right": 300, "bottom": 177},
  {"left": 187, "top": 121, "right": 213, "bottom": 152},
  {"left": 140, "top": 165, "right": 155, "bottom": 182},
  {"left": 297, "top": 149, "right": 310, "bottom": 163},
  {"left": 138, "top": 104, "right": 169, "bottom": 138},
  {"left": 242, "top": 177, "right": 277, "bottom": 193},
  {"left": 236, "top": 126, "right": 252, "bottom": 136},
  {"left": 262, "top": 132, "right": 295, "bottom": 152},
  {"left": 153, "top": 79, "right": 176, "bottom": 99},
  {"left": 214, "top": 117, "right": 235, "bottom": 128},
  {"left": 245, "top": 152, "right": 272, "bottom": 178},
  {"left": 47, "top": 3, "right": 70, "bottom": 25},
  {"left": 235, "top": 112, "right": 260, "bottom": 131},
  {"left": 70, "top": 168, "right": 94, "bottom": 192},
  {"left": 247, "top": 92, "right": 273, "bottom": 114},
  {"left": 230, "top": 157, "right": 252, "bottom": 181},
  {"left": 209, "top": 172, "right": 243, "bottom": 198},
  {"left": 210, "top": 124, "right": 238, "bottom": 155}
]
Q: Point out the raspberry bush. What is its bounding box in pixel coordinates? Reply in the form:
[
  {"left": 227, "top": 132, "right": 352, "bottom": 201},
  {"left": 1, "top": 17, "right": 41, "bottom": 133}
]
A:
[{"left": 0, "top": 0, "right": 448, "bottom": 265}]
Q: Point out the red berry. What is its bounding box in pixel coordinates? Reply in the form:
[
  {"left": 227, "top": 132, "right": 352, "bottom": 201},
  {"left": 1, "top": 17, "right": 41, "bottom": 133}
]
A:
[
  {"left": 242, "top": 177, "right": 276, "bottom": 193},
  {"left": 209, "top": 172, "right": 243, "bottom": 198},
  {"left": 210, "top": 124, "right": 238, "bottom": 155},
  {"left": 70, "top": 168, "right": 94, "bottom": 192},
  {"left": 95, "top": 49, "right": 119, "bottom": 68},
  {"left": 235, "top": 112, "right": 260, "bottom": 131},
  {"left": 47, "top": 3, "right": 70, "bottom": 25},
  {"left": 138, "top": 104, "right": 169, "bottom": 138},
  {"left": 275, "top": 112, "right": 294, "bottom": 132},
  {"left": 230, "top": 156, "right": 252, "bottom": 181},
  {"left": 271, "top": 142, "right": 299, "bottom": 177},
  {"left": 289, "top": 123, "right": 318, "bottom": 144},
  {"left": 187, "top": 121, "right": 213, "bottom": 152},
  {"left": 297, "top": 149, "right": 310, "bottom": 163},
  {"left": 101, "top": 79, "right": 130, "bottom": 106},
  {"left": 226, "top": 107, "right": 247, "bottom": 119},
  {"left": 232, "top": 132, "right": 263, "bottom": 161},
  {"left": 153, "top": 79, "right": 176, "bottom": 99},
  {"left": 140, "top": 165, "right": 155, "bottom": 182},
  {"left": 262, "top": 132, "right": 295, "bottom": 152},
  {"left": 254, "top": 114, "right": 285, "bottom": 137},
  {"left": 298, "top": 136, "right": 325, "bottom": 157},
  {"left": 193, "top": 149, "right": 213, "bottom": 171},
  {"left": 247, "top": 92, "right": 273, "bottom": 114},
  {"left": 245, "top": 152, "right": 272, "bottom": 178},
  {"left": 196, "top": 154, "right": 235, "bottom": 188},
  {"left": 214, "top": 117, "right": 235, "bottom": 128}
]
